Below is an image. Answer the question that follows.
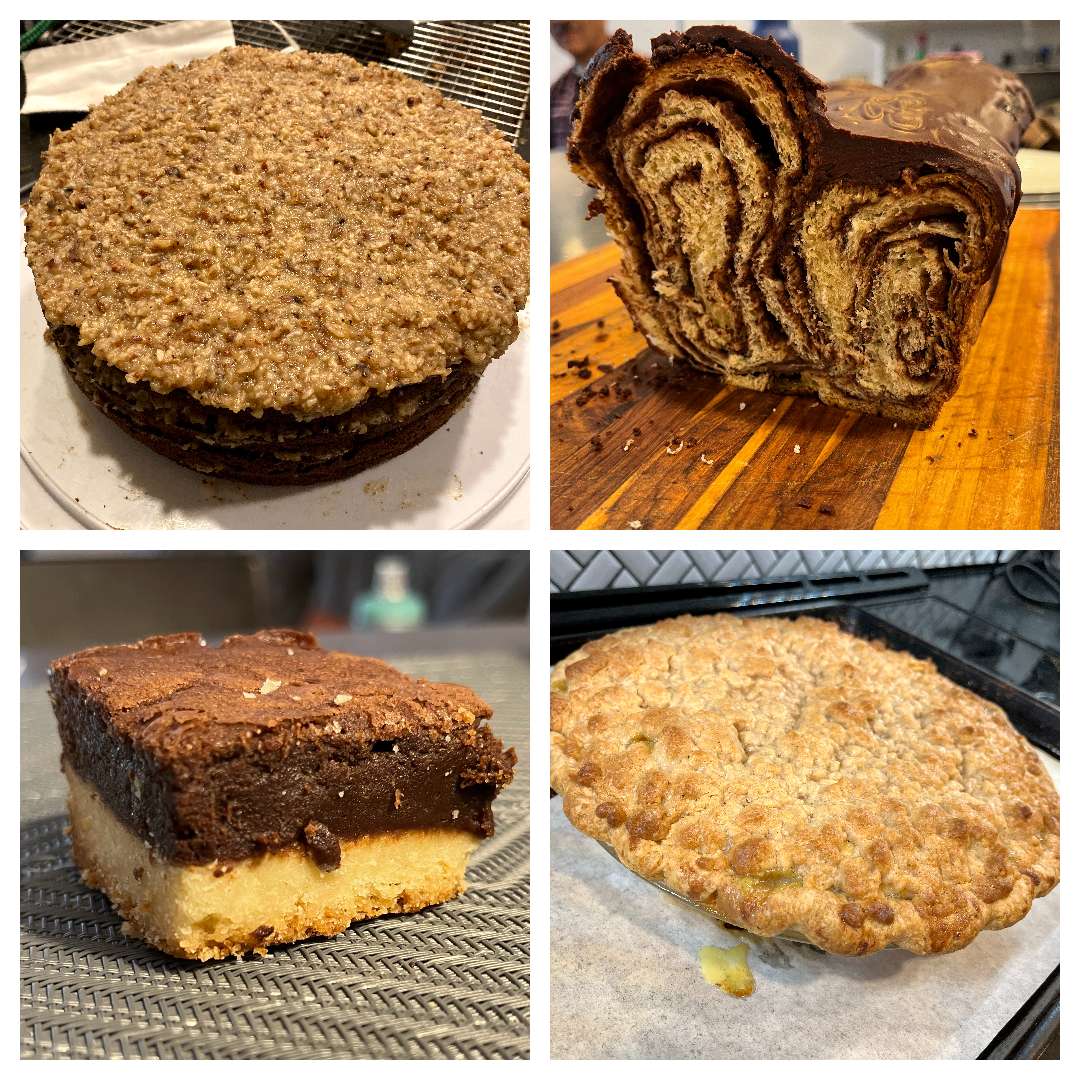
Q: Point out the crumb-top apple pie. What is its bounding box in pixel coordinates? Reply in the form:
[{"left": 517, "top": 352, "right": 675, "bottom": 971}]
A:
[{"left": 551, "top": 614, "right": 1058, "bottom": 955}]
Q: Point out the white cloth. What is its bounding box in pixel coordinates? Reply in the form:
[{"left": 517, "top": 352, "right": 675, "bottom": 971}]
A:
[{"left": 21, "top": 20, "right": 235, "bottom": 114}]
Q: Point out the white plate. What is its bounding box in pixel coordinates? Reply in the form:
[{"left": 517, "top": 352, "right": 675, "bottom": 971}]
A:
[{"left": 20, "top": 248, "right": 529, "bottom": 531}]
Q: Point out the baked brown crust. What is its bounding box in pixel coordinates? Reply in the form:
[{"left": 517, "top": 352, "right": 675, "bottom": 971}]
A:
[
  {"left": 551, "top": 614, "right": 1058, "bottom": 955},
  {"left": 24, "top": 45, "right": 529, "bottom": 419}
]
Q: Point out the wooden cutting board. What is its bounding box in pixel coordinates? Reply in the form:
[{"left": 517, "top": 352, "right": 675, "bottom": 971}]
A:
[{"left": 550, "top": 207, "right": 1059, "bottom": 531}]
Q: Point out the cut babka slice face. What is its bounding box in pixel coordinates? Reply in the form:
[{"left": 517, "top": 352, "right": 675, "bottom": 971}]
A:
[{"left": 568, "top": 26, "right": 1033, "bottom": 426}]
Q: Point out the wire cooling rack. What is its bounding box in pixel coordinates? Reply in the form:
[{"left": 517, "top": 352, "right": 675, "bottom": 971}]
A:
[
  {"left": 21, "top": 652, "right": 529, "bottom": 1060},
  {"left": 32, "top": 20, "right": 530, "bottom": 150}
]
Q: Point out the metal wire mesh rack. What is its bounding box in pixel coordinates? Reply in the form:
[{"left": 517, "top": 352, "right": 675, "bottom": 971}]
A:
[
  {"left": 21, "top": 653, "right": 530, "bottom": 1060},
  {"left": 33, "top": 20, "right": 530, "bottom": 151}
]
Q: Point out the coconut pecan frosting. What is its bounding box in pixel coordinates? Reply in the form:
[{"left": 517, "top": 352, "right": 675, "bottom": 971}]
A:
[
  {"left": 551, "top": 614, "right": 1058, "bottom": 955},
  {"left": 25, "top": 46, "right": 529, "bottom": 420}
]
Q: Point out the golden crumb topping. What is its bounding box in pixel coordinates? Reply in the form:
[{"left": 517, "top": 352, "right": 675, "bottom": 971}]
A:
[{"left": 25, "top": 46, "right": 530, "bottom": 417}]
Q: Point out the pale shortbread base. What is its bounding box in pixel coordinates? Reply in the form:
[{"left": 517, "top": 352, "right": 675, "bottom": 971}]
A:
[{"left": 64, "top": 765, "right": 479, "bottom": 961}]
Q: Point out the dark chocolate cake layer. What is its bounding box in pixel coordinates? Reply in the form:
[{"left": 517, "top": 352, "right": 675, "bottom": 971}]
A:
[
  {"left": 52, "top": 326, "right": 481, "bottom": 485},
  {"left": 49, "top": 630, "right": 515, "bottom": 865},
  {"left": 567, "top": 26, "right": 1034, "bottom": 427}
]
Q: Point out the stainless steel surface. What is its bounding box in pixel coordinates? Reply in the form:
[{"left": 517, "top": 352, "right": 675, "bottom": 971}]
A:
[
  {"left": 21, "top": 650, "right": 529, "bottom": 1060},
  {"left": 42, "top": 20, "right": 530, "bottom": 152}
]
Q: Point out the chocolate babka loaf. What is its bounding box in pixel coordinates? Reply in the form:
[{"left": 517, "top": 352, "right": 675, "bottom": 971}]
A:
[{"left": 567, "top": 26, "right": 1033, "bottom": 427}]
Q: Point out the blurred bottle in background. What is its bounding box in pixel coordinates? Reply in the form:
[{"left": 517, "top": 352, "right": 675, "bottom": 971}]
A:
[{"left": 351, "top": 556, "right": 426, "bottom": 631}]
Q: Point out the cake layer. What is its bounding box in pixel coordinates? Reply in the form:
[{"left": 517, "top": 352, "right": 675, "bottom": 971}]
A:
[
  {"left": 67, "top": 766, "right": 479, "bottom": 961},
  {"left": 53, "top": 324, "right": 482, "bottom": 484},
  {"left": 50, "top": 630, "right": 515, "bottom": 864},
  {"left": 568, "top": 26, "right": 1034, "bottom": 427}
]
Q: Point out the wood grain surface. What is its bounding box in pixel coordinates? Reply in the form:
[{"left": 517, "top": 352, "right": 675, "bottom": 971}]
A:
[{"left": 550, "top": 207, "right": 1059, "bottom": 531}]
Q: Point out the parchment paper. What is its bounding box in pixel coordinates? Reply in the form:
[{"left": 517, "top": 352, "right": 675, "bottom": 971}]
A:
[
  {"left": 21, "top": 21, "right": 236, "bottom": 114},
  {"left": 550, "top": 752, "right": 1059, "bottom": 1060}
]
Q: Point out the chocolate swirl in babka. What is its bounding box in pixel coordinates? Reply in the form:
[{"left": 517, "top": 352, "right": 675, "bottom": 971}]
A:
[{"left": 567, "top": 26, "right": 1033, "bottom": 427}]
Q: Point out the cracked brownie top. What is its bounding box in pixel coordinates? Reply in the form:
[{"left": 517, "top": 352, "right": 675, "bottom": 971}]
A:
[
  {"left": 551, "top": 613, "right": 1058, "bottom": 955},
  {"left": 25, "top": 46, "right": 530, "bottom": 419}
]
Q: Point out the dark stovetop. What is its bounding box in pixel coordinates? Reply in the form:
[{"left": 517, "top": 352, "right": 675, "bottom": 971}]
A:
[{"left": 855, "top": 560, "right": 1059, "bottom": 708}]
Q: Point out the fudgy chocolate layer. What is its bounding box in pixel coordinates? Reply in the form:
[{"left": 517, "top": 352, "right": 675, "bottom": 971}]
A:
[{"left": 49, "top": 630, "right": 515, "bottom": 865}]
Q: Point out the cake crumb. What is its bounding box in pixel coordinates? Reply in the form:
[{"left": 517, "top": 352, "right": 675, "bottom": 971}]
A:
[
  {"left": 793, "top": 444, "right": 801, "bottom": 454},
  {"left": 628, "top": 520, "right": 643, "bottom": 529},
  {"left": 333, "top": 693, "right": 353, "bottom": 705},
  {"left": 700, "top": 453, "right": 715, "bottom": 465},
  {"left": 739, "top": 402, "right": 746, "bottom": 411},
  {"left": 242, "top": 691, "right": 257, "bottom": 700},
  {"left": 98, "top": 668, "right": 108, "bottom": 676},
  {"left": 259, "top": 678, "right": 282, "bottom": 694}
]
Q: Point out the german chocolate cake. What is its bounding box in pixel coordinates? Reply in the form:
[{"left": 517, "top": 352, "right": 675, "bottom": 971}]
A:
[{"left": 25, "top": 46, "right": 530, "bottom": 483}]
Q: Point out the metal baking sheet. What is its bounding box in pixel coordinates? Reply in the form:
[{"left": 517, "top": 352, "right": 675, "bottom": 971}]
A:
[{"left": 21, "top": 651, "right": 529, "bottom": 1060}]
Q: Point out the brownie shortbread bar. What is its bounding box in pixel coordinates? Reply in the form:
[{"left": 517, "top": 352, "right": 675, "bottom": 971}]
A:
[{"left": 50, "top": 629, "right": 515, "bottom": 960}]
